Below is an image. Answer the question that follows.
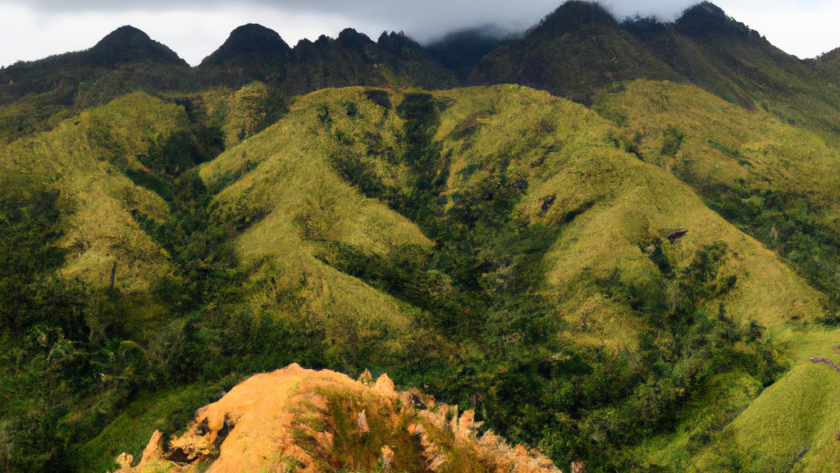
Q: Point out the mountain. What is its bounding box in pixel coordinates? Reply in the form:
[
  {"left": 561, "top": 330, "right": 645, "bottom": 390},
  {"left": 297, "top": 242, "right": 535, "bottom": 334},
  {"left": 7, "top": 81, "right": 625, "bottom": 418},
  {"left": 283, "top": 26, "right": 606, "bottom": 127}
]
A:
[
  {"left": 200, "top": 24, "right": 292, "bottom": 68},
  {"left": 470, "top": 1, "right": 840, "bottom": 143},
  {"left": 3, "top": 2, "right": 840, "bottom": 473},
  {"left": 426, "top": 27, "right": 518, "bottom": 82},
  {"left": 2, "top": 82, "right": 827, "bottom": 472},
  {"left": 0, "top": 26, "right": 194, "bottom": 144},
  {"left": 813, "top": 47, "right": 840, "bottom": 78},
  {"left": 468, "top": 1, "right": 681, "bottom": 104},
  {"left": 0, "top": 25, "right": 190, "bottom": 94},
  {"left": 0, "top": 24, "right": 457, "bottom": 145},
  {"left": 198, "top": 25, "right": 458, "bottom": 91},
  {"left": 79, "top": 26, "right": 189, "bottom": 68},
  {"left": 197, "top": 24, "right": 292, "bottom": 86}
]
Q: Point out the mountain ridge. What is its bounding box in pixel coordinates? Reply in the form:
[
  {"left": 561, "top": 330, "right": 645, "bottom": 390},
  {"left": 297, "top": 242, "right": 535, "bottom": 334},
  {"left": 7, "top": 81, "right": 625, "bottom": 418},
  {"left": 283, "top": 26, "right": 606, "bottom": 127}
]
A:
[{"left": 470, "top": 1, "right": 840, "bottom": 144}]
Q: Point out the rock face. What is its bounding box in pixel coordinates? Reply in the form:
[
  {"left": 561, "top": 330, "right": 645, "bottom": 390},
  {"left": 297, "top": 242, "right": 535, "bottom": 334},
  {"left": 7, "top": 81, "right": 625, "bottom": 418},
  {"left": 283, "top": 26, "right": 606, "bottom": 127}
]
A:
[{"left": 112, "top": 364, "right": 561, "bottom": 473}]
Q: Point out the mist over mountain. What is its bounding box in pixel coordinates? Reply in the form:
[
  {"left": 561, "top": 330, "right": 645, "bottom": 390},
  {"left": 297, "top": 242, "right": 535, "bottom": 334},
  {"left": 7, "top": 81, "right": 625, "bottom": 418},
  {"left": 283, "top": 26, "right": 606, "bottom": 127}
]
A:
[
  {"left": 425, "top": 26, "right": 520, "bottom": 82},
  {"left": 7, "top": 0, "right": 697, "bottom": 43},
  {"left": 470, "top": 0, "right": 840, "bottom": 141}
]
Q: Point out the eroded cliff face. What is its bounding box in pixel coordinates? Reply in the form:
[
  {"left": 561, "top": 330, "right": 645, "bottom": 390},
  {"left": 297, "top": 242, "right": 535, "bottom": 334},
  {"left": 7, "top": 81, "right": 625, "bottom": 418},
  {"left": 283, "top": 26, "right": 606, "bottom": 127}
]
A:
[{"left": 112, "top": 364, "right": 561, "bottom": 473}]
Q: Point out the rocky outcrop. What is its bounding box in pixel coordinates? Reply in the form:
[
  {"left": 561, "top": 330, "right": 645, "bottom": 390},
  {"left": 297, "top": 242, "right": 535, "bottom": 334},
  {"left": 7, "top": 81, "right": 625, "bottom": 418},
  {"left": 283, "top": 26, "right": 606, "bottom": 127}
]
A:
[
  {"left": 111, "top": 363, "right": 561, "bottom": 473},
  {"left": 810, "top": 357, "right": 840, "bottom": 374}
]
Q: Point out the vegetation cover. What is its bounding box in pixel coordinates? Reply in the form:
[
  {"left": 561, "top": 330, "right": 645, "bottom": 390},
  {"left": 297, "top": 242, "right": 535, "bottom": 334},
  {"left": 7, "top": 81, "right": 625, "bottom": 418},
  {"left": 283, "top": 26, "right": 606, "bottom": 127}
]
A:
[{"left": 1, "top": 2, "right": 840, "bottom": 473}]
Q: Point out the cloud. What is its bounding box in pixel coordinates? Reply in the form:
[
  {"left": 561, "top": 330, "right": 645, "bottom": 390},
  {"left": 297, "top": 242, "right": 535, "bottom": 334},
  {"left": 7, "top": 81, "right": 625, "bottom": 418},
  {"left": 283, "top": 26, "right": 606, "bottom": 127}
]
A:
[
  {"left": 5, "top": 1, "right": 700, "bottom": 36},
  {"left": 715, "top": 0, "right": 840, "bottom": 58},
  {"left": 0, "top": 0, "right": 838, "bottom": 67},
  {"left": 0, "top": 4, "right": 375, "bottom": 66}
]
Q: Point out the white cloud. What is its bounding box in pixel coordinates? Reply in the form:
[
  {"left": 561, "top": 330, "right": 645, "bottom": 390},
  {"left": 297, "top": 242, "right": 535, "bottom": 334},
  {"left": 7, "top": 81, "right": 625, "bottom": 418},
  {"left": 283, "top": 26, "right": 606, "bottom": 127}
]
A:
[
  {"left": 1, "top": 1, "right": 839, "bottom": 67},
  {"left": 715, "top": 0, "right": 840, "bottom": 58},
  {"left": 0, "top": 4, "right": 388, "bottom": 66}
]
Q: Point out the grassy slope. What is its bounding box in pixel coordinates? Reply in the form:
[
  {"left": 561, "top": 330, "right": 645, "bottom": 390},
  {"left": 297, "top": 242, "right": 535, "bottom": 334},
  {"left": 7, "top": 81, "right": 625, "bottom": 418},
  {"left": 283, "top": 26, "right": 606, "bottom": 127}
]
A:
[
  {"left": 614, "top": 324, "right": 840, "bottom": 472},
  {"left": 201, "top": 87, "right": 433, "bottom": 363},
  {"left": 302, "top": 84, "right": 834, "bottom": 471},
  {"left": 0, "top": 64, "right": 196, "bottom": 145},
  {"left": 589, "top": 79, "right": 840, "bottom": 471},
  {"left": 196, "top": 85, "right": 827, "bottom": 469},
  {"left": 668, "top": 29, "right": 840, "bottom": 147},
  {"left": 682, "top": 326, "right": 840, "bottom": 473},
  {"left": 0, "top": 82, "right": 832, "bottom": 471},
  {"left": 596, "top": 80, "right": 840, "bottom": 304},
  {"left": 596, "top": 80, "right": 840, "bottom": 222},
  {"left": 433, "top": 85, "right": 820, "bottom": 336},
  {"left": 0, "top": 94, "right": 189, "bottom": 332},
  {"left": 205, "top": 84, "right": 822, "bottom": 350}
]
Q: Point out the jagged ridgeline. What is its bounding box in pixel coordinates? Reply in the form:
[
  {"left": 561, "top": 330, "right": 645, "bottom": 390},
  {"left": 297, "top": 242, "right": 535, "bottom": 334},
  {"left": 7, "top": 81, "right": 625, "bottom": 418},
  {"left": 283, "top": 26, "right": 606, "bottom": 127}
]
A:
[
  {"left": 2, "top": 1, "right": 840, "bottom": 472},
  {"left": 0, "top": 23, "right": 455, "bottom": 145}
]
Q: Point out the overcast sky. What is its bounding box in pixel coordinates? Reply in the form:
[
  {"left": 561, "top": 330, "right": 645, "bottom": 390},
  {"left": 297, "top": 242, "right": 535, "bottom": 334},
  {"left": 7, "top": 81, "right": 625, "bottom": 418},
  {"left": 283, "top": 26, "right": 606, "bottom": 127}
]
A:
[{"left": 1, "top": 0, "right": 838, "bottom": 67}]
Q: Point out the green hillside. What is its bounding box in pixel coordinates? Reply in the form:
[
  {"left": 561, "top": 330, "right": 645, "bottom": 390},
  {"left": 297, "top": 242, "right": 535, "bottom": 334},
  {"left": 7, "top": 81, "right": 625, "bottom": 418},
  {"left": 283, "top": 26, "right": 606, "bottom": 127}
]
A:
[
  {"left": 577, "top": 75, "right": 840, "bottom": 473},
  {"left": 2, "top": 2, "right": 840, "bottom": 472},
  {"left": 0, "top": 80, "right": 831, "bottom": 472},
  {"left": 595, "top": 80, "right": 840, "bottom": 312},
  {"left": 813, "top": 47, "right": 840, "bottom": 78}
]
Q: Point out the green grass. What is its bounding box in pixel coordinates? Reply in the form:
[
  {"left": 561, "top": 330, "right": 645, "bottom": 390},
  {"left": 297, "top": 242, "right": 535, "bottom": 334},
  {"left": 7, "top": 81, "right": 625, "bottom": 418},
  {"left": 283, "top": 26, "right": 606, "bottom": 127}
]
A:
[
  {"left": 595, "top": 79, "right": 840, "bottom": 315},
  {"left": 676, "top": 327, "right": 840, "bottom": 472}
]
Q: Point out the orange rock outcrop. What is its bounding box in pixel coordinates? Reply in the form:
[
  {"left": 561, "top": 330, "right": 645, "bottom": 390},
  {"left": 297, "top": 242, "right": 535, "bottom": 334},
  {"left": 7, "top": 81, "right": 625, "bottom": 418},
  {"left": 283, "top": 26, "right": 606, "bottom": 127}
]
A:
[{"left": 112, "top": 363, "right": 562, "bottom": 473}]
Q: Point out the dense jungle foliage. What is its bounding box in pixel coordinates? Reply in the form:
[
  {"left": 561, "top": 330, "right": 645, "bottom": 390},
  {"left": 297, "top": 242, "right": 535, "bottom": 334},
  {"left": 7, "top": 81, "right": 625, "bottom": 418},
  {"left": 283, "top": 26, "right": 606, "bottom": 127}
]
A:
[
  {"left": 0, "top": 88, "right": 801, "bottom": 473},
  {"left": 3, "top": 1, "right": 840, "bottom": 472}
]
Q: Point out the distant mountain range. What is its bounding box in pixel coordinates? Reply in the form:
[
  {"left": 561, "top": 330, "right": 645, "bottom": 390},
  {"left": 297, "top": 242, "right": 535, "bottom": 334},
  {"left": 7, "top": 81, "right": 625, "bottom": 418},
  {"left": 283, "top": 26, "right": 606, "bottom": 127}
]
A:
[{"left": 3, "top": 1, "right": 840, "bottom": 142}]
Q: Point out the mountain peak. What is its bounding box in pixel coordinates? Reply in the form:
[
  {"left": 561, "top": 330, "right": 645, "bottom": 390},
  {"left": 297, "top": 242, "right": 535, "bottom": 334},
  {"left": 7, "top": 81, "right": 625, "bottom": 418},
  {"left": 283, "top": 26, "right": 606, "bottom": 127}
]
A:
[
  {"left": 86, "top": 25, "right": 187, "bottom": 67},
  {"left": 676, "top": 1, "right": 754, "bottom": 39},
  {"left": 528, "top": 0, "right": 618, "bottom": 38},
  {"left": 96, "top": 25, "right": 151, "bottom": 46},
  {"left": 200, "top": 24, "right": 291, "bottom": 67},
  {"left": 336, "top": 28, "right": 374, "bottom": 52}
]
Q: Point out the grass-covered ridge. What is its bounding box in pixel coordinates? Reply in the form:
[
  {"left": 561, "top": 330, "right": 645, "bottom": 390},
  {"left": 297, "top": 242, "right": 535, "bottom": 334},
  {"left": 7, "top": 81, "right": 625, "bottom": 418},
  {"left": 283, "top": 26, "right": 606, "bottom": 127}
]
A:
[
  {"left": 596, "top": 79, "right": 840, "bottom": 316},
  {"left": 195, "top": 84, "right": 821, "bottom": 470},
  {"left": 0, "top": 79, "right": 835, "bottom": 472}
]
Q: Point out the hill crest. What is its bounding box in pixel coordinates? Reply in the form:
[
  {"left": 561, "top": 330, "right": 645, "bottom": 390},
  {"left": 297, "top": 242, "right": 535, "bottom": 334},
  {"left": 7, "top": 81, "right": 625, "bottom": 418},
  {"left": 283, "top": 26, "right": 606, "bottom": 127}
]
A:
[
  {"left": 199, "top": 23, "right": 291, "bottom": 67},
  {"left": 111, "top": 364, "right": 561, "bottom": 472}
]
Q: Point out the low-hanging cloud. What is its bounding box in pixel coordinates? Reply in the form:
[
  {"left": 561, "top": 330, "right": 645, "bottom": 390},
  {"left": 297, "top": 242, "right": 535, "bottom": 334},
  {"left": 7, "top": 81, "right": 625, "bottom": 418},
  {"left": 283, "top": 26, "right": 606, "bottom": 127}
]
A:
[
  {"left": 1, "top": 0, "right": 839, "bottom": 67},
  {"left": 3, "top": 0, "right": 697, "bottom": 42}
]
